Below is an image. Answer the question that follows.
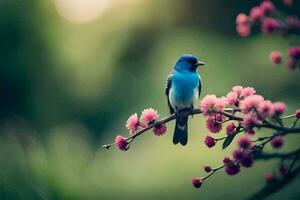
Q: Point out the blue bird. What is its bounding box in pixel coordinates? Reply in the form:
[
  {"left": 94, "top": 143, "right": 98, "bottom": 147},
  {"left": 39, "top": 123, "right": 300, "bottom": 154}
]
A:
[{"left": 165, "top": 54, "right": 205, "bottom": 145}]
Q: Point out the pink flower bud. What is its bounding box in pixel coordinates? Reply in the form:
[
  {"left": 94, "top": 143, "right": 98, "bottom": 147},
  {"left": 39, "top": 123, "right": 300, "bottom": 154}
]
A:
[
  {"left": 225, "top": 163, "right": 240, "bottom": 176},
  {"left": 226, "top": 123, "right": 236, "bottom": 135},
  {"left": 271, "top": 135, "right": 284, "bottom": 149},
  {"left": 204, "top": 165, "right": 212, "bottom": 173},
  {"left": 236, "top": 13, "right": 249, "bottom": 25},
  {"left": 204, "top": 136, "right": 216, "bottom": 148},
  {"left": 273, "top": 102, "right": 286, "bottom": 115},
  {"left": 126, "top": 113, "right": 139, "bottom": 135},
  {"left": 250, "top": 6, "right": 263, "bottom": 22},
  {"left": 115, "top": 135, "right": 129, "bottom": 151},
  {"left": 295, "top": 109, "right": 300, "bottom": 119},
  {"left": 200, "top": 95, "right": 217, "bottom": 116},
  {"left": 260, "top": 1, "right": 276, "bottom": 15},
  {"left": 206, "top": 117, "right": 222, "bottom": 133},
  {"left": 261, "top": 18, "right": 280, "bottom": 34},
  {"left": 236, "top": 24, "right": 251, "bottom": 37},
  {"left": 288, "top": 46, "right": 300, "bottom": 59},
  {"left": 238, "top": 136, "right": 252, "bottom": 149},
  {"left": 269, "top": 51, "right": 282, "bottom": 64},
  {"left": 192, "top": 177, "right": 202, "bottom": 188},
  {"left": 223, "top": 157, "right": 232, "bottom": 165},
  {"left": 287, "top": 17, "right": 300, "bottom": 29},
  {"left": 153, "top": 124, "right": 167, "bottom": 136}
]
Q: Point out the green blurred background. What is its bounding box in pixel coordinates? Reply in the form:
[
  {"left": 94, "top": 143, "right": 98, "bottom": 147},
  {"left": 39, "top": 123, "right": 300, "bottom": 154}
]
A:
[{"left": 0, "top": 0, "right": 300, "bottom": 199}]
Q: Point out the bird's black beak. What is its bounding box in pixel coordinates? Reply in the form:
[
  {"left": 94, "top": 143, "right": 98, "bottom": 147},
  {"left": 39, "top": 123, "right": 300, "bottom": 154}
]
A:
[{"left": 196, "top": 61, "right": 205, "bottom": 66}]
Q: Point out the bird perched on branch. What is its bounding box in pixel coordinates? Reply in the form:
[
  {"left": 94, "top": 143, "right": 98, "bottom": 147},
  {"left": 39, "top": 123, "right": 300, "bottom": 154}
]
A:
[{"left": 165, "top": 54, "right": 205, "bottom": 145}]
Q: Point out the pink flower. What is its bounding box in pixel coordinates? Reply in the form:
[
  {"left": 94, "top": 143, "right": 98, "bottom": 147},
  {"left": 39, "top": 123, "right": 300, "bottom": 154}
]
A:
[
  {"left": 238, "top": 136, "right": 252, "bottom": 149},
  {"left": 215, "top": 97, "right": 228, "bottom": 111},
  {"left": 232, "top": 149, "right": 245, "bottom": 160},
  {"left": 269, "top": 51, "right": 282, "bottom": 64},
  {"left": 250, "top": 6, "right": 263, "bottom": 22},
  {"left": 153, "top": 124, "right": 167, "bottom": 136},
  {"left": 260, "top": 1, "right": 276, "bottom": 15},
  {"left": 288, "top": 46, "right": 300, "bottom": 59},
  {"left": 115, "top": 135, "right": 129, "bottom": 151},
  {"left": 240, "top": 95, "right": 264, "bottom": 114},
  {"left": 265, "top": 174, "right": 277, "bottom": 183},
  {"left": 192, "top": 177, "right": 202, "bottom": 188},
  {"left": 204, "top": 135, "right": 216, "bottom": 148},
  {"left": 241, "top": 113, "right": 261, "bottom": 129},
  {"left": 271, "top": 135, "right": 284, "bottom": 149},
  {"left": 236, "top": 24, "right": 251, "bottom": 37},
  {"left": 241, "top": 87, "right": 256, "bottom": 98},
  {"left": 287, "top": 59, "right": 297, "bottom": 70},
  {"left": 273, "top": 102, "right": 286, "bottom": 115},
  {"left": 226, "top": 91, "right": 239, "bottom": 105},
  {"left": 261, "top": 18, "right": 280, "bottom": 34},
  {"left": 126, "top": 113, "right": 139, "bottom": 134},
  {"left": 226, "top": 123, "right": 236, "bottom": 135},
  {"left": 240, "top": 153, "right": 254, "bottom": 168},
  {"left": 236, "top": 13, "right": 249, "bottom": 25},
  {"left": 257, "top": 100, "right": 275, "bottom": 117},
  {"left": 206, "top": 117, "right": 222, "bottom": 133},
  {"left": 223, "top": 157, "right": 232, "bottom": 165},
  {"left": 140, "top": 108, "right": 159, "bottom": 126},
  {"left": 204, "top": 165, "right": 212, "bottom": 173},
  {"left": 232, "top": 86, "right": 244, "bottom": 95},
  {"left": 287, "top": 17, "right": 300, "bottom": 29},
  {"left": 225, "top": 163, "right": 240, "bottom": 176},
  {"left": 295, "top": 109, "right": 300, "bottom": 119},
  {"left": 200, "top": 95, "right": 217, "bottom": 115}
]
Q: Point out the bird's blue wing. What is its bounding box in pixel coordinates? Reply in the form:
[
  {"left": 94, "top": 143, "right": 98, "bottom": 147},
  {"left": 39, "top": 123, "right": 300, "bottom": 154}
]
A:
[{"left": 166, "top": 72, "right": 174, "bottom": 114}]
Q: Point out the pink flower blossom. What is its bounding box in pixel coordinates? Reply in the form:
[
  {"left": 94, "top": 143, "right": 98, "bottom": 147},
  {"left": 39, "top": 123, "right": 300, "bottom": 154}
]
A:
[
  {"left": 206, "top": 117, "right": 222, "bottom": 133},
  {"left": 126, "top": 113, "right": 139, "bottom": 134},
  {"left": 226, "top": 123, "right": 236, "bottom": 135},
  {"left": 204, "top": 165, "right": 212, "bottom": 173},
  {"left": 260, "top": 1, "right": 276, "bottom": 15},
  {"left": 236, "top": 24, "right": 251, "bottom": 37},
  {"left": 238, "top": 136, "right": 252, "bottom": 149},
  {"left": 226, "top": 91, "right": 239, "bottom": 105},
  {"left": 232, "top": 86, "right": 244, "bottom": 95},
  {"left": 288, "top": 46, "right": 300, "bottom": 59},
  {"left": 140, "top": 108, "right": 159, "bottom": 126},
  {"left": 232, "top": 149, "right": 245, "bottom": 160},
  {"left": 240, "top": 153, "right": 254, "bottom": 168},
  {"left": 192, "top": 177, "right": 202, "bottom": 188},
  {"left": 261, "top": 18, "right": 280, "bottom": 34},
  {"left": 239, "top": 95, "right": 264, "bottom": 114},
  {"left": 153, "top": 124, "right": 167, "bottom": 136},
  {"left": 236, "top": 13, "right": 249, "bottom": 25},
  {"left": 269, "top": 51, "right": 282, "bottom": 64},
  {"left": 273, "top": 102, "right": 286, "bottom": 115},
  {"left": 257, "top": 100, "right": 275, "bottom": 117},
  {"left": 241, "top": 87, "right": 256, "bottom": 98},
  {"left": 200, "top": 95, "right": 217, "bottom": 115},
  {"left": 204, "top": 135, "right": 216, "bottom": 148},
  {"left": 250, "top": 6, "right": 263, "bottom": 22},
  {"left": 241, "top": 113, "right": 261, "bottom": 129},
  {"left": 225, "top": 163, "right": 240, "bottom": 176},
  {"left": 215, "top": 97, "right": 228, "bottom": 111},
  {"left": 295, "top": 109, "right": 300, "bottom": 119},
  {"left": 115, "top": 135, "right": 129, "bottom": 151},
  {"left": 271, "top": 135, "right": 284, "bottom": 149}
]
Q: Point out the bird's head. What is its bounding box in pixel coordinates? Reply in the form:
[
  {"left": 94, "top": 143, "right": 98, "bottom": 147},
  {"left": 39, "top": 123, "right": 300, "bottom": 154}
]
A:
[{"left": 174, "top": 54, "right": 205, "bottom": 72}]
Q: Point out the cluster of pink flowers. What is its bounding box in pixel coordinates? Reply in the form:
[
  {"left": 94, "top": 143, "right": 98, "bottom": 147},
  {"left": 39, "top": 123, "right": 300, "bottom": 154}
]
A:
[
  {"left": 236, "top": 0, "right": 300, "bottom": 70},
  {"left": 115, "top": 108, "right": 166, "bottom": 150},
  {"left": 200, "top": 85, "right": 287, "bottom": 137}
]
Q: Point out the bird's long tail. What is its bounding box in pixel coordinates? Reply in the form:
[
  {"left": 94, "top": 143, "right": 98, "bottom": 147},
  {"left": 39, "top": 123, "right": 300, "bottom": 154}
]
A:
[{"left": 173, "top": 116, "right": 188, "bottom": 145}]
